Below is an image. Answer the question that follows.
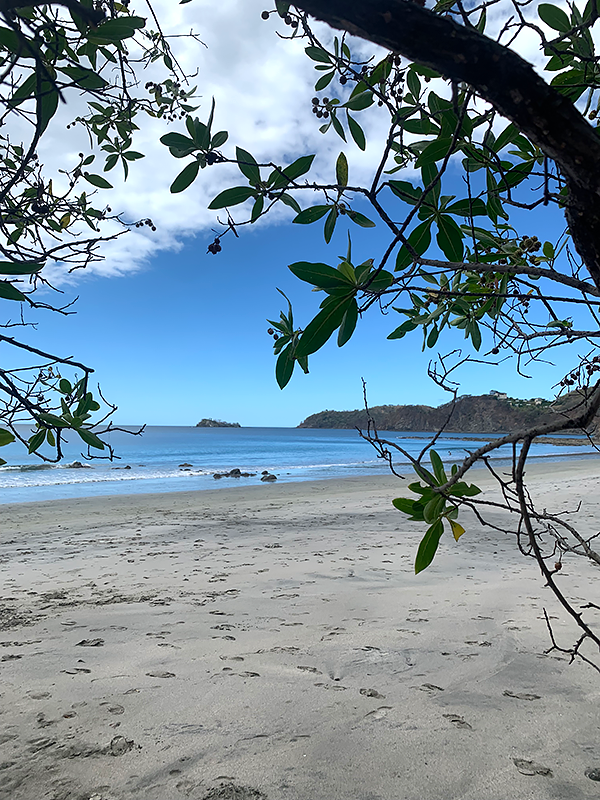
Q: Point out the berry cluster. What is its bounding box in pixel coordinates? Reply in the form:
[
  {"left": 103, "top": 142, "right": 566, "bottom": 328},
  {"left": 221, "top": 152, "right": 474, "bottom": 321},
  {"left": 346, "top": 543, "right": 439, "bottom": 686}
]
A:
[
  {"left": 261, "top": 10, "right": 298, "bottom": 26},
  {"left": 135, "top": 218, "right": 156, "bottom": 231},
  {"left": 311, "top": 97, "right": 331, "bottom": 119},
  {"left": 207, "top": 237, "right": 221, "bottom": 255},
  {"left": 267, "top": 327, "right": 279, "bottom": 341},
  {"left": 560, "top": 357, "right": 600, "bottom": 387},
  {"left": 518, "top": 235, "right": 541, "bottom": 254}
]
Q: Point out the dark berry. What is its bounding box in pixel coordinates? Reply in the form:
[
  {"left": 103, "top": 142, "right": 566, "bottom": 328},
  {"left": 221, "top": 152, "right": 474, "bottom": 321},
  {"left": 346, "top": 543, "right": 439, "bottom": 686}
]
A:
[
  {"left": 267, "top": 328, "right": 274, "bottom": 335},
  {"left": 312, "top": 97, "right": 319, "bottom": 105},
  {"left": 261, "top": 10, "right": 269, "bottom": 19},
  {"left": 340, "top": 75, "right": 347, "bottom": 85}
]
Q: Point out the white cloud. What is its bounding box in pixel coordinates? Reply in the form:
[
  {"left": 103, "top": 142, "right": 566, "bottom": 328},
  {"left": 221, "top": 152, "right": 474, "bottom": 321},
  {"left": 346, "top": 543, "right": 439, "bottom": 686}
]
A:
[{"left": 34, "top": 0, "right": 392, "bottom": 283}]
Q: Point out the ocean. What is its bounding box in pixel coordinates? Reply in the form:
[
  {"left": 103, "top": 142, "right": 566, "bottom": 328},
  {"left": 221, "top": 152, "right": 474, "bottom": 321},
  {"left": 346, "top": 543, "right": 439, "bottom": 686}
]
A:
[{"left": 0, "top": 425, "right": 597, "bottom": 504}]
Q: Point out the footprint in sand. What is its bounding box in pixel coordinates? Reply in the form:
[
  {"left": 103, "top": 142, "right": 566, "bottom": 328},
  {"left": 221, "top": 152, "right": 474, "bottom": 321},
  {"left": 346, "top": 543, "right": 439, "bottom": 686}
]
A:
[
  {"left": 513, "top": 758, "right": 553, "bottom": 776},
  {"left": 363, "top": 706, "right": 392, "bottom": 721},
  {"left": 417, "top": 683, "right": 444, "bottom": 694},
  {"left": 146, "top": 671, "right": 175, "bottom": 678},
  {"left": 360, "top": 688, "right": 386, "bottom": 699},
  {"left": 443, "top": 713, "right": 472, "bottom": 729},
  {"left": 297, "top": 665, "right": 321, "bottom": 674},
  {"left": 75, "top": 638, "right": 104, "bottom": 647},
  {"left": 503, "top": 690, "right": 541, "bottom": 701},
  {"left": 585, "top": 767, "right": 600, "bottom": 781}
]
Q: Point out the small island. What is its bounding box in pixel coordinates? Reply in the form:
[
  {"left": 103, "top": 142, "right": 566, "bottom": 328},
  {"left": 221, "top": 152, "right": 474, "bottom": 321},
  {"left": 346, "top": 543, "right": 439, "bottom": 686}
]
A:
[{"left": 196, "top": 418, "right": 241, "bottom": 428}]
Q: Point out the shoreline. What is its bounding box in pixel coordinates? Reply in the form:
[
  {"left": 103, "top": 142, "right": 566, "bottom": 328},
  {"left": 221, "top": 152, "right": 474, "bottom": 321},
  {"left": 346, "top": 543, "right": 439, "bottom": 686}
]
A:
[
  {"left": 1, "top": 449, "right": 599, "bottom": 508},
  {"left": 2, "top": 454, "right": 600, "bottom": 512}
]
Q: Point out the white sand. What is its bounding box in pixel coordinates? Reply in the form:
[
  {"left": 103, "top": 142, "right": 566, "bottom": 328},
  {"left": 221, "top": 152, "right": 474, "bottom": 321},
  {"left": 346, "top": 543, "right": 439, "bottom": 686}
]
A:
[{"left": 1, "top": 461, "right": 600, "bottom": 800}]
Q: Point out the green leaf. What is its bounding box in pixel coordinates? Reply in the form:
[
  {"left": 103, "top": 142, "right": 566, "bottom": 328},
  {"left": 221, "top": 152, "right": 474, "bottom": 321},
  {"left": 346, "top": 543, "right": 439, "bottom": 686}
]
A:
[
  {"left": 538, "top": 3, "right": 571, "bottom": 31},
  {"left": 295, "top": 296, "right": 354, "bottom": 358},
  {"left": 305, "top": 46, "right": 331, "bottom": 63},
  {"left": 28, "top": 429, "right": 46, "bottom": 454},
  {"left": 494, "top": 123, "right": 520, "bottom": 152},
  {"left": 37, "top": 412, "right": 70, "bottom": 428},
  {"left": 236, "top": 147, "right": 261, "bottom": 184},
  {"left": 208, "top": 186, "right": 256, "bottom": 209},
  {"left": 415, "top": 137, "right": 453, "bottom": 168},
  {"left": 445, "top": 198, "right": 487, "bottom": 217},
  {"left": 436, "top": 215, "right": 464, "bottom": 261},
  {"left": 387, "top": 319, "right": 418, "bottom": 339},
  {"left": 389, "top": 180, "right": 423, "bottom": 205},
  {"left": 77, "top": 428, "right": 105, "bottom": 450},
  {"left": 280, "top": 193, "right": 301, "bottom": 214},
  {"left": 363, "top": 269, "right": 393, "bottom": 293},
  {"left": 337, "top": 298, "right": 358, "bottom": 346},
  {"left": 8, "top": 73, "right": 36, "bottom": 107},
  {"left": 271, "top": 154, "right": 316, "bottom": 189},
  {"left": 426, "top": 325, "right": 439, "bottom": 348},
  {"left": 344, "top": 91, "right": 374, "bottom": 112},
  {"left": 170, "top": 160, "right": 200, "bottom": 193},
  {"left": 429, "top": 450, "right": 447, "bottom": 484},
  {"left": 392, "top": 496, "right": 423, "bottom": 519},
  {"left": 423, "top": 492, "right": 445, "bottom": 523},
  {"left": 38, "top": 82, "right": 59, "bottom": 134},
  {"left": 336, "top": 152, "right": 348, "bottom": 188},
  {"left": 469, "top": 321, "right": 482, "bottom": 351},
  {"left": 0, "top": 280, "right": 26, "bottom": 301},
  {"left": 60, "top": 65, "right": 108, "bottom": 90},
  {"left": 415, "top": 519, "right": 444, "bottom": 574},
  {"left": 331, "top": 112, "right": 347, "bottom": 142},
  {"left": 276, "top": 343, "right": 295, "bottom": 389},
  {"left": 104, "top": 153, "right": 118, "bottom": 172},
  {"left": 122, "top": 151, "right": 144, "bottom": 162},
  {"left": 0, "top": 428, "right": 15, "bottom": 447},
  {"left": 211, "top": 130, "right": 228, "bottom": 148},
  {"left": 0, "top": 261, "right": 43, "bottom": 275},
  {"left": 347, "top": 113, "right": 366, "bottom": 150},
  {"left": 292, "top": 205, "right": 331, "bottom": 225},
  {"left": 251, "top": 194, "right": 264, "bottom": 222},
  {"left": 83, "top": 172, "right": 113, "bottom": 189},
  {"left": 59, "top": 378, "right": 73, "bottom": 394},
  {"left": 289, "top": 261, "right": 354, "bottom": 290},
  {"left": 347, "top": 210, "right": 376, "bottom": 228},
  {"left": 396, "top": 220, "right": 432, "bottom": 271},
  {"left": 324, "top": 206, "right": 338, "bottom": 243},
  {"left": 315, "top": 71, "right": 335, "bottom": 91},
  {"left": 88, "top": 16, "right": 146, "bottom": 44},
  {"left": 160, "top": 132, "right": 196, "bottom": 150},
  {"left": 543, "top": 241, "right": 555, "bottom": 258}
]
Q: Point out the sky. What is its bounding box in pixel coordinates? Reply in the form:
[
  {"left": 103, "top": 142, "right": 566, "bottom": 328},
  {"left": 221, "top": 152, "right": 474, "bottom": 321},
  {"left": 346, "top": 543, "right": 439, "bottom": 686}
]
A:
[{"left": 5, "top": 0, "right": 587, "bottom": 427}]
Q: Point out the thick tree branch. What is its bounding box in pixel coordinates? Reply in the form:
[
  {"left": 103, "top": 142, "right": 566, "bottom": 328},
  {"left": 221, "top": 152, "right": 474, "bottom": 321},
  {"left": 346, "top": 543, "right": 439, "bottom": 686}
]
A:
[{"left": 293, "top": 0, "right": 600, "bottom": 291}]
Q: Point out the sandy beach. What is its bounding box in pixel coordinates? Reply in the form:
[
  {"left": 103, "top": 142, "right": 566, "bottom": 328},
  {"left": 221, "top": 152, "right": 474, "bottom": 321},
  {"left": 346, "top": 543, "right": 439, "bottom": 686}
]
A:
[{"left": 2, "top": 460, "right": 600, "bottom": 800}]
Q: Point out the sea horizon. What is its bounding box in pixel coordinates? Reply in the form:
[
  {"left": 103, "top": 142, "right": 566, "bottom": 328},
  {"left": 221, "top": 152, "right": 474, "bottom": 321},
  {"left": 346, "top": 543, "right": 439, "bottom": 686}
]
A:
[{"left": 0, "top": 425, "right": 597, "bottom": 505}]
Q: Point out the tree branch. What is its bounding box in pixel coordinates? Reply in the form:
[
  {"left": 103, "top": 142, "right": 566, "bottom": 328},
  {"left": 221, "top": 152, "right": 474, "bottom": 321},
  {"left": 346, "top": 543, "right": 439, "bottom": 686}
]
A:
[{"left": 292, "top": 0, "right": 600, "bottom": 291}]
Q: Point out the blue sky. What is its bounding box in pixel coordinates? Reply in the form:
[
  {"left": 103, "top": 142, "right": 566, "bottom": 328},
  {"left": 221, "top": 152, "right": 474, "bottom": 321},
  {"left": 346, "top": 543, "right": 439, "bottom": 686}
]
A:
[
  {"left": 8, "top": 0, "right": 587, "bottom": 427},
  {"left": 23, "top": 200, "right": 579, "bottom": 428}
]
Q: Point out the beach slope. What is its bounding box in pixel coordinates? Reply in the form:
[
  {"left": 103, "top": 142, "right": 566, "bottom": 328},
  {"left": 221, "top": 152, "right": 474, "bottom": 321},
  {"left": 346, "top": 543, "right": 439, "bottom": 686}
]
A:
[{"left": 2, "top": 464, "right": 600, "bottom": 800}]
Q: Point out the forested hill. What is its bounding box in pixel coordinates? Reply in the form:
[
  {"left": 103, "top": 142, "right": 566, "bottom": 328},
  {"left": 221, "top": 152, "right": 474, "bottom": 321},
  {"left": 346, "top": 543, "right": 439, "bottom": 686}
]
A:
[{"left": 298, "top": 394, "right": 593, "bottom": 433}]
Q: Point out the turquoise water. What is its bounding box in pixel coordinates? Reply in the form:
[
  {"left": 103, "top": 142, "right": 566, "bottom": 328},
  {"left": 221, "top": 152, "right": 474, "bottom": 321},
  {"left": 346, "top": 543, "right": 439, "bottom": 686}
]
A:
[{"left": 0, "top": 426, "right": 597, "bottom": 504}]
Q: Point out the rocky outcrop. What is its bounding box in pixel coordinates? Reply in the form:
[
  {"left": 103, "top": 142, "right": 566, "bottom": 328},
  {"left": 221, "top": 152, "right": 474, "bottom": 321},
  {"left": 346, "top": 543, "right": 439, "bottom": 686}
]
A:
[
  {"left": 298, "top": 392, "right": 599, "bottom": 434},
  {"left": 196, "top": 419, "right": 241, "bottom": 428}
]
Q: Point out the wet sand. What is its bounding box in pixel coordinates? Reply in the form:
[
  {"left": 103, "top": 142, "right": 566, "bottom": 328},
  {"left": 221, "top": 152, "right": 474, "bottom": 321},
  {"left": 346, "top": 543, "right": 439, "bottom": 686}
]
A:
[{"left": 1, "top": 461, "right": 600, "bottom": 800}]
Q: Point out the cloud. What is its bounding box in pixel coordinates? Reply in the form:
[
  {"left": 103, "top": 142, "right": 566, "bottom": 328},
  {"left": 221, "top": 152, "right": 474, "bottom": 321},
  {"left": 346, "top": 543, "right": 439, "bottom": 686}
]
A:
[{"left": 34, "top": 0, "right": 391, "bottom": 283}]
